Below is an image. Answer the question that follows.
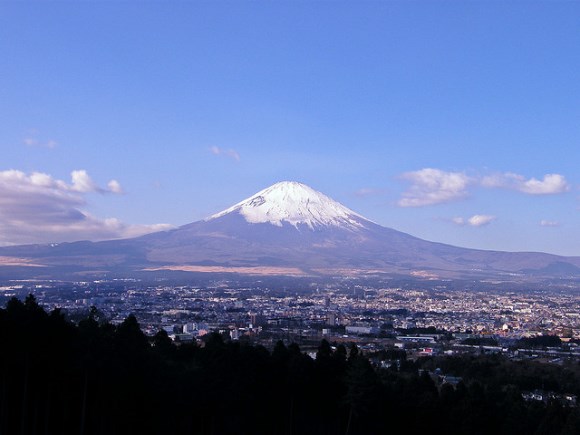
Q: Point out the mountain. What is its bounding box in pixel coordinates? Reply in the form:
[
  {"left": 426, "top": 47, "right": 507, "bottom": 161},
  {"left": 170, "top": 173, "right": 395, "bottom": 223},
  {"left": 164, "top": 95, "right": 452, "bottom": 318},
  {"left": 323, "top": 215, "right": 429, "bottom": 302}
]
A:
[
  {"left": 1, "top": 180, "right": 580, "bottom": 281},
  {"left": 208, "top": 181, "right": 368, "bottom": 230}
]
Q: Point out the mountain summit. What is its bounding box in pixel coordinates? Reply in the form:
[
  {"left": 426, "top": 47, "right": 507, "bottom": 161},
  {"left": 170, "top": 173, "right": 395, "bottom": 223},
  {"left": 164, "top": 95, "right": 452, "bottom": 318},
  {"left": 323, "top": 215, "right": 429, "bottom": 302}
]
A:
[
  {"left": 1, "top": 181, "right": 580, "bottom": 281},
  {"left": 208, "top": 181, "right": 368, "bottom": 230}
]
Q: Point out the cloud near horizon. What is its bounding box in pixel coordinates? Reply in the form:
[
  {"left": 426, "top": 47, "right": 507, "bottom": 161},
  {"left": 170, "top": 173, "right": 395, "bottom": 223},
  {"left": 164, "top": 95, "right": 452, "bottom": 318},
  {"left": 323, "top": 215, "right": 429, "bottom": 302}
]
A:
[
  {"left": 209, "top": 146, "right": 240, "bottom": 161},
  {"left": 399, "top": 168, "right": 570, "bottom": 207},
  {"left": 0, "top": 169, "right": 172, "bottom": 245}
]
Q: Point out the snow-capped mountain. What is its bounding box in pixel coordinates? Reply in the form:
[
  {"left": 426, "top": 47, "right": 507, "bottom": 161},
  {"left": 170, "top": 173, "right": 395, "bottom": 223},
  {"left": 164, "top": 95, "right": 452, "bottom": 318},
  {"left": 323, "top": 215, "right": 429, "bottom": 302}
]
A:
[
  {"left": 208, "top": 181, "right": 368, "bottom": 230},
  {"left": 1, "top": 181, "right": 580, "bottom": 281}
]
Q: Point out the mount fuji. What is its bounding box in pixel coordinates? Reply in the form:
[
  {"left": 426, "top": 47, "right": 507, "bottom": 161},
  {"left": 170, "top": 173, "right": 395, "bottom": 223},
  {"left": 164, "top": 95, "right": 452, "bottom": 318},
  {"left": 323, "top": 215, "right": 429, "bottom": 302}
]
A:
[
  {"left": 1, "top": 181, "right": 580, "bottom": 281},
  {"left": 208, "top": 181, "right": 368, "bottom": 230}
]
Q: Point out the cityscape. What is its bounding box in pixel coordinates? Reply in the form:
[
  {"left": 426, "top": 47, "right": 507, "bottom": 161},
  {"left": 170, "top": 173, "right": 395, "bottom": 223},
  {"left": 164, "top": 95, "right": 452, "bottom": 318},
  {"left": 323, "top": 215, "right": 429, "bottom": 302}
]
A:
[{"left": 4, "top": 276, "right": 580, "bottom": 357}]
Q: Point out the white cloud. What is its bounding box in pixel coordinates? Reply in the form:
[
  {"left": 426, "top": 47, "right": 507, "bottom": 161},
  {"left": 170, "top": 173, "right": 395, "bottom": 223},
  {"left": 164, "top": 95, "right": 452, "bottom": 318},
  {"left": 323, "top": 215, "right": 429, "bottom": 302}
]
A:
[
  {"left": 398, "top": 168, "right": 472, "bottom": 207},
  {"left": 520, "top": 174, "right": 569, "bottom": 194},
  {"left": 0, "top": 169, "right": 122, "bottom": 195},
  {"left": 398, "top": 168, "right": 570, "bottom": 207},
  {"left": 451, "top": 215, "right": 496, "bottom": 227},
  {"left": 481, "top": 172, "right": 569, "bottom": 195},
  {"left": 210, "top": 146, "right": 240, "bottom": 161},
  {"left": 0, "top": 169, "right": 170, "bottom": 245},
  {"left": 540, "top": 220, "right": 560, "bottom": 227},
  {"left": 468, "top": 215, "right": 496, "bottom": 227},
  {"left": 70, "top": 170, "right": 99, "bottom": 192},
  {"left": 107, "top": 179, "right": 123, "bottom": 194}
]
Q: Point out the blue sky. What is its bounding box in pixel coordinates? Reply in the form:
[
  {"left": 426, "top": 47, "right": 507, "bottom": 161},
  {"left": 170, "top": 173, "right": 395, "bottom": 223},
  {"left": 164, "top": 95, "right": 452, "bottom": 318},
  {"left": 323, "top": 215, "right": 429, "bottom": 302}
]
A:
[{"left": 1, "top": 1, "right": 579, "bottom": 255}]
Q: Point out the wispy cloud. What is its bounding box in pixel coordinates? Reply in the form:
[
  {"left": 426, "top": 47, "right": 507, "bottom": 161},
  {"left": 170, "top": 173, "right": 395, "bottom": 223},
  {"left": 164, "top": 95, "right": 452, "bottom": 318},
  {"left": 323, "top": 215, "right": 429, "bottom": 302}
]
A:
[
  {"left": 398, "top": 168, "right": 472, "bottom": 207},
  {"left": 452, "top": 217, "right": 465, "bottom": 225},
  {"left": 481, "top": 172, "right": 570, "bottom": 195},
  {"left": 23, "top": 135, "right": 57, "bottom": 149},
  {"left": 0, "top": 169, "right": 170, "bottom": 245},
  {"left": 540, "top": 220, "right": 560, "bottom": 227},
  {"left": 209, "top": 146, "right": 240, "bottom": 161},
  {"left": 452, "top": 215, "right": 496, "bottom": 227}
]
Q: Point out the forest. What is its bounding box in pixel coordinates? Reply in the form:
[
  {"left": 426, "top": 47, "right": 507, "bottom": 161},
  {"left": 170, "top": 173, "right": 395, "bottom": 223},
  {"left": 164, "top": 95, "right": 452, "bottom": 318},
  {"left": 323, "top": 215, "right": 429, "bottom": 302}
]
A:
[{"left": 1, "top": 295, "right": 580, "bottom": 435}]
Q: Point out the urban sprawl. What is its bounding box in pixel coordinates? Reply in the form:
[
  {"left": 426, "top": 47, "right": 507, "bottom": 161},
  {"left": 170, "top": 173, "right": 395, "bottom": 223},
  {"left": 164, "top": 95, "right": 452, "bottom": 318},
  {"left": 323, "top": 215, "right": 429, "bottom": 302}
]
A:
[{"left": 2, "top": 278, "right": 580, "bottom": 358}]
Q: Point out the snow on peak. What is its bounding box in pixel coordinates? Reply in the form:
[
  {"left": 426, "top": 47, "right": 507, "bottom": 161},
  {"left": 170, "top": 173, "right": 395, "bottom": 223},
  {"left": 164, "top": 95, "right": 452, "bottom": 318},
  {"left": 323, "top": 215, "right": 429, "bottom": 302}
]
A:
[{"left": 208, "top": 181, "right": 369, "bottom": 230}]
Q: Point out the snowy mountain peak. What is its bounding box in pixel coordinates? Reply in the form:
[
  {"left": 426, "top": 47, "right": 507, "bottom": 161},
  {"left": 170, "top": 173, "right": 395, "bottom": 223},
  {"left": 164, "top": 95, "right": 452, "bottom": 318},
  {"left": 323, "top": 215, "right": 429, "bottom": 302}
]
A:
[{"left": 208, "top": 181, "right": 370, "bottom": 230}]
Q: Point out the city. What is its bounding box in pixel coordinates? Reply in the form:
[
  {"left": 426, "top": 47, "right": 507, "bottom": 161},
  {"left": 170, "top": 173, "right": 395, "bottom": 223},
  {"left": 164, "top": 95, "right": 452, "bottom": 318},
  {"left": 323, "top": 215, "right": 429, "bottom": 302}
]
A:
[{"left": 3, "top": 276, "right": 580, "bottom": 360}]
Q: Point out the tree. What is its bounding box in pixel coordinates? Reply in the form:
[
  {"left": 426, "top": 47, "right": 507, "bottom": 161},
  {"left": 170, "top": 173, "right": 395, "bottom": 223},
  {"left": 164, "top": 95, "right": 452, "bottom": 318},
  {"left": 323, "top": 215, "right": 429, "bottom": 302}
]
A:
[
  {"left": 344, "top": 355, "right": 379, "bottom": 434},
  {"left": 316, "top": 339, "right": 332, "bottom": 361}
]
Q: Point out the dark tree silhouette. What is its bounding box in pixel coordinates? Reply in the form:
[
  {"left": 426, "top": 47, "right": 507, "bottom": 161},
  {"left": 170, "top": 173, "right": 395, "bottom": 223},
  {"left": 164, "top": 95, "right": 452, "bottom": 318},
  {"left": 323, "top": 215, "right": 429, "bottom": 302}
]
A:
[{"left": 1, "top": 296, "right": 579, "bottom": 435}]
